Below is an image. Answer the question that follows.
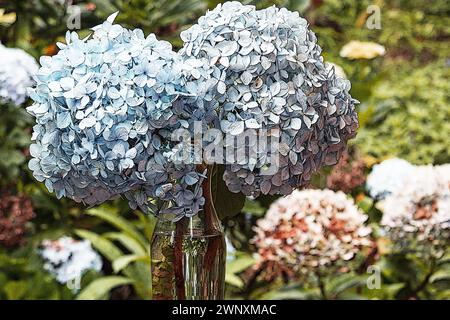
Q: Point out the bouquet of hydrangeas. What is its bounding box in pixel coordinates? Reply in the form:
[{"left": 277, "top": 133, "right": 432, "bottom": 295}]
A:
[
  {"left": 26, "top": 3, "right": 359, "bottom": 300},
  {"left": 28, "top": 4, "right": 359, "bottom": 221}
]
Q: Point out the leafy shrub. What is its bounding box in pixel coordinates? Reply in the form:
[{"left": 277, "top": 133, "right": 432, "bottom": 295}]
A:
[
  {"left": 356, "top": 61, "right": 450, "bottom": 165},
  {"left": 0, "top": 106, "right": 32, "bottom": 184},
  {"left": 75, "top": 207, "right": 154, "bottom": 299}
]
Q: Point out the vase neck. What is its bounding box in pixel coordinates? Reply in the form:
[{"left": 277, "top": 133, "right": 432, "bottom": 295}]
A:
[
  {"left": 154, "top": 210, "right": 222, "bottom": 237},
  {"left": 154, "top": 164, "right": 222, "bottom": 237}
]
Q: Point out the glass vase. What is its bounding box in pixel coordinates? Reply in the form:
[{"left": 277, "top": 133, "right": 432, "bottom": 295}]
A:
[{"left": 150, "top": 173, "right": 226, "bottom": 300}]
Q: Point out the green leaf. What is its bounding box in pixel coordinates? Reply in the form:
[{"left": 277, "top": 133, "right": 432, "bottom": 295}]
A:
[
  {"left": 225, "top": 253, "right": 255, "bottom": 289},
  {"left": 438, "top": 252, "right": 450, "bottom": 264},
  {"left": 4, "top": 281, "right": 28, "bottom": 300},
  {"left": 259, "top": 286, "right": 313, "bottom": 300},
  {"left": 227, "top": 253, "right": 255, "bottom": 274},
  {"left": 242, "top": 198, "right": 265, "bottom": 217},
  {"left": 112, "top": 255, "right": 150, "bottom": 273},
  {"left": 134, "top": 210, "right": 157, "bottom": 240},
  {"left": 436, "top": 290, "right": 450, "bottom": 299},
  {"left": 103, "top": 232, "right": 147, "bottom": 256},
  {"left": 430, "top": 269, "right": 450, "bottom": 283},
  {"left": 225, "top": 273, "right": 244, "bottom": 288},
  {"left": 76, "top": 276, "right": 133, "bottom": 300},
  {"left": 85, "top": 208, "right": 149, "bottom": 248},
  {"left": 210, "top": 164, "right": 245, "bottom": 220},
  {"left": 127, "top": 261, "right": 152, "bottom": 299},
  {"left": 356, "top": 196, "right": 374, "bottom": 214},
  {"left": 74, "top": 229, "right": 123, "bottom": 261},
  {"left": 382, "top": 283, "right": 405, "bottom": 299},
  {"left": 327, "top": 273, "right": 365, "bottom": 296},
  {"left": 75, "top": 230, "right": 150, "bottom": 299}
]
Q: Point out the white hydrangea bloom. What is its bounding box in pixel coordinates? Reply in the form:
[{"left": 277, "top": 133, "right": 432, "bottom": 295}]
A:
[
  {"left": 366, "top": 158, "right": 415, "bottom": 199},
  {"left": 253, "top": 189, "right": 372, "bottom": 275},
  {"left": 40, "top": 237, "right": 102, "bottom": 287},
  {"left": 380, "top": 164, "right": 450, "bottom": 254},
  {"left": 0, "top": 43, "right": 38, "bottom": 105}
]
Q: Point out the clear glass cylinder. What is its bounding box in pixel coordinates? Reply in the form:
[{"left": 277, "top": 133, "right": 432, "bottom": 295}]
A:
[{"left": 150, "top": 185, "right": 226, "bottom": 300}]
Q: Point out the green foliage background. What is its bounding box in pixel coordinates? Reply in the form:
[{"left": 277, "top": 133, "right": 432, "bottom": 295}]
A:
[
  {"left": 356, "top": 62, "right": 450, "bottom": 165},
  {"left": 0, "top": 0, "right": 448, "bottom": 300}
]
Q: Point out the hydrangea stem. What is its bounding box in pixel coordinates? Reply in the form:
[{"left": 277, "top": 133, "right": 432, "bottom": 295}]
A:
[
  {"left": 408, "top": 258, "right": 436, "bottom": 299},
  {"left": 199, "top": 164, "right": 224, "bottom": 298},
  {"left": 201, "top": 164, "right": 220, "bottom": 264},
  {"left": 316, "top": 272, "right": 328, "bottom": 300},
  {"left": 174, "top": 218, "right": 186, "bottom": 300},
  {"left": 154, "top": 164, "right": 224, "bottom": 300}
]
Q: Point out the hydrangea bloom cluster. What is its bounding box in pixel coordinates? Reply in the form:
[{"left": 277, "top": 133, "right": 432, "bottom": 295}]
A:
[
  {"left": 180, "top": 2, "right": 359, "bottom": 197},
  {"left": 27, "top": 13, "right": 205, "bottom": 220},
  {"left": 39, "top": 237, "right": 102, "bottom": 287},
  {"left": 327, "top": 151, "right": 366, "bottom": 193},
  {"left": 28, "top": 6, "right": 359, "bottom": 221},
  {"left": 0, "top": 43, "right": 38, "bottom": 105},
  {"left": 366, "top": 158, "right": 415, "bottom": 199},
  {"left": 380, "top": 164, "right": 450, "bottom": 255},
  {"left": 252, "top": 189, "right": 372, "bottom": 276}
]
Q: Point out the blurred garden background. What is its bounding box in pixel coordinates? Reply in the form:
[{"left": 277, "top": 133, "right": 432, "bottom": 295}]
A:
[{"left": 0, "top": 0, "right": 449, "bottom": 300}]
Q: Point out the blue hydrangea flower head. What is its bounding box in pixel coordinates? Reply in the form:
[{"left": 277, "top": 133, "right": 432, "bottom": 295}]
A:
[
  {"left": 179, "top": 2, "right": 359, "bottom": 197},
  {"left": 27, "top": 13, "right": 205, "bottom": 220}
]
